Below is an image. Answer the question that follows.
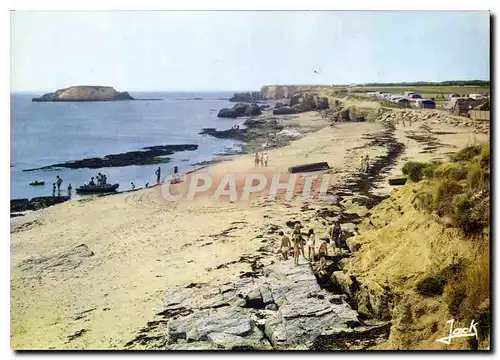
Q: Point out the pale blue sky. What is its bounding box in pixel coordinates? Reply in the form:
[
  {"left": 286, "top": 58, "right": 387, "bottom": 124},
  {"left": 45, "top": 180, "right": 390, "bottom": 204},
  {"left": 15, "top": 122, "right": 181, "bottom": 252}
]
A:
[{"left": 11, "top": 11, "right": 490, "bottom": 92}]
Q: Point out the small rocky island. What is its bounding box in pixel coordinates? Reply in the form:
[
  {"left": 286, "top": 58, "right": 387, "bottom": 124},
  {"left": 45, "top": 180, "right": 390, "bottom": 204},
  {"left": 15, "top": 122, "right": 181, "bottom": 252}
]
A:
[{"left": 32, "top": 86, "right": 135, "bottom": 102}]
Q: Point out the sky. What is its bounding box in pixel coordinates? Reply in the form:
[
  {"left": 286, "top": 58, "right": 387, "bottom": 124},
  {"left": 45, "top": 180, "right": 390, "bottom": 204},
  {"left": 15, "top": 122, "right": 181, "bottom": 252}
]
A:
[{"left": 10, "top": 11, "right": 490, "bottom": 92}]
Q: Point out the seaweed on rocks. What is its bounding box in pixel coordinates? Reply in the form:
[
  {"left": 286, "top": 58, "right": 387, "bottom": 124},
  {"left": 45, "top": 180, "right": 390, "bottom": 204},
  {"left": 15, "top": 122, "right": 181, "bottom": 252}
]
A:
[
  {"left": 404, "top": 124, "right": 443, "bottom": 154},
  {"left": 337, "top": 122, "right": 405, "bottom": 209}
]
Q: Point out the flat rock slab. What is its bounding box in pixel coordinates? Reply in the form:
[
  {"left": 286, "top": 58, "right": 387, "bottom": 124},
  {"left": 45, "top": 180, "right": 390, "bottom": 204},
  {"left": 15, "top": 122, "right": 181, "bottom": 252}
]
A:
[{"left": 140, "top": 256, "right": 362, "bottom": 350}]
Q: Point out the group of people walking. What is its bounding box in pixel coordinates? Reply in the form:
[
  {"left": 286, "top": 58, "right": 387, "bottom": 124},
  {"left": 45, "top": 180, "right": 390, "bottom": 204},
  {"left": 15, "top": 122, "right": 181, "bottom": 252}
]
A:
[
  {"left": 254, "top": 152, "right": 268, "bottom": 167},
  {"left": 278, "top": 221, "right": 346, "bottom": 267}
]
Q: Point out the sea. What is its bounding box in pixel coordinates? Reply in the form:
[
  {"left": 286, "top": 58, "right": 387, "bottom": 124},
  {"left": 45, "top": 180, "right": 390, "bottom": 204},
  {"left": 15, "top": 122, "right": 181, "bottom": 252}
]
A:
[{"left": 10, "top": 92, "right": 261, "bottom": 200}]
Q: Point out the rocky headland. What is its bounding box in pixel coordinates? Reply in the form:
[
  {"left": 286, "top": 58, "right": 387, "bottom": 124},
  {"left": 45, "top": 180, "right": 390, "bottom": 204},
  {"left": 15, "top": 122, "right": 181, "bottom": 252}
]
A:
[{"left": 32, "top": 86, "right": 135, "bottom": 102}]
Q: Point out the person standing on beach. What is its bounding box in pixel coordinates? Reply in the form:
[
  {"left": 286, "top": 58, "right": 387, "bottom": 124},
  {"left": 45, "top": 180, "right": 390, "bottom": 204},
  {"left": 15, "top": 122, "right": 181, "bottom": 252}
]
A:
[
  {"left": 291, "top": 223, "right": 303, "bottom": 266},
  {"left": 56, "top": 175, "right": 63, "bottom": 191},
  {"left": 254, "top": 153, "right": 260, "bottom": 167},
  {"left": 359, "top": 155, "right": 365, "bottom": 170},
  {"left": 363, "top": 154, "right": 370, "bottom": 173},
  {"left": 264, "top": 152, "right": 268, "bottom": 167},
  {"left": 318, "top": 238, "right": 328, "bottom": 258},
  {"left": 131, "top": 182, "right": 136, "bottom": 190},
  {"left": 52, "top": 183, "right": 56, "bottom": 196},
  {"left": 331, "top": 221, "right": 342, "bottom": 253},
  {"left": 306, "top": 229, "right": 316, "bottom": 262},
  {"left": 155, "top": 167, "right": 161, "bottom": 184},
  {"left": 260, "top": 153, "right": 265, "bottom": 167},
  {"left": 279, "top": 231, "right": 291, "bottom": 261}
]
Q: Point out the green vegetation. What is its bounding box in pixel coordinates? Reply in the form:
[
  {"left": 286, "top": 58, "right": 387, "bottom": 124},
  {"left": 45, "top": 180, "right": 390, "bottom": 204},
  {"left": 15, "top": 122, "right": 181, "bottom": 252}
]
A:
[
  {"left": 432, "top": 163, "right": 468, "bottom": 181},
  {"left": 408, "top": 142, "right": 490, "bottom": 237},
  {"left": 416, "top": 275, "right": 445, "bottom": 297},
  {"left": 410, "top": 143, "right": 489, "bottom": 343},
  {"left": 402, "top": 161, "right": 427, "bottom": 182},
  {"left": 443, "top": 247, "right": 490, "bottom": 343},
  {"left": 361, "top": 80, "right": 489, "bottom": 87}
]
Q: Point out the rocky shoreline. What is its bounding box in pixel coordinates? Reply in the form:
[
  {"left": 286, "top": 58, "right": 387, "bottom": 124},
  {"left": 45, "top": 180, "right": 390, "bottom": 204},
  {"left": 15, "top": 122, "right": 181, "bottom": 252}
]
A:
[
  {"left": 201, "top": 114, "right": 315, "bottom": 155},
  {"left": 11, "top": 196, "right": 70, "bottom": 214}
]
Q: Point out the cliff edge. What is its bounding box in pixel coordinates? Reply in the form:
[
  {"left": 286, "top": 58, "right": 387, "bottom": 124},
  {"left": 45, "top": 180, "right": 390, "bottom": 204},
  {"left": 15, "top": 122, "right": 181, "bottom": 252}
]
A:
[
  {"left": 32, "top": 86, "right": 134, "bottom": 102},
  {"left": 260, "top": 85, "right": 301, "bottom": 100}
]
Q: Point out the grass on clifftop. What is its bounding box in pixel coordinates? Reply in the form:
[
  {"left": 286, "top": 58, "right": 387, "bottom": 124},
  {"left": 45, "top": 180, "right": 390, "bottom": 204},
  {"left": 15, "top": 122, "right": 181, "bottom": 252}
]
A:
[
  {"left": 406, "top": 143, "right": 490, "bottom": 348},
  {"left": 406, "top": 142, "right": 490, "bottom": 238},
  {"left": 347, "top": 142, "right": 490, "bottom": 350}
]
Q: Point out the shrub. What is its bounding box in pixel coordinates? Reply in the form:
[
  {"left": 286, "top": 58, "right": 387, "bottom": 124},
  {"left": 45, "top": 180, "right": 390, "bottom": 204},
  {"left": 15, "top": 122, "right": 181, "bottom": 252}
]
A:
[
  {"left": 444, "top": 249, "right": 490, "bottom": 339},
  {"left": 414, "top": 189, "right": 434, "bottom": 212},
  {"left": 402, "top": 161, "right": 427, "bottom": 182},
  {"left": 432, "top": 179, "right": 463, "bottom": 216},
  {"left": 478, "top": 143, "right": 490, "bottom": 169},
  {"left": 433, "top": 163, "right": 468, "bottom": 181},
  {"left": 451, "top": 145, "right": 482, "bottom": 162},
  {"left": 416, "top": 275, "right": 445, "bottom": 297},
  {"left": 466, "top": 162, "right": 486, "bottom": 190},
  {"left": 422, "top": 162, "right": 440, "bottom": 179},
  {"left": 453, "top": 193, "right": 488, "bottom": 237},
  {"left": 446, "top": 283, "right": 467, "bottom": 317}
]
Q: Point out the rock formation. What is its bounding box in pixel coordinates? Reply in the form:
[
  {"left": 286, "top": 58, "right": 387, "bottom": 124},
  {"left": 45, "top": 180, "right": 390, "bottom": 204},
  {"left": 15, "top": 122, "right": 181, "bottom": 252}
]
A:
[
  {"left": 11, "top": 196, "right": 70, "bottom": 213},
  {"left": 23, "top": 144, "right": 198, "bottom": 171},
  {"left": 217, "top": 103, "right": 262, "bottom": 118},
  {"left": 229, "top": 92, "right": 263, "bottom": 102},
  {"left": 272, "top": 93, "right": 329, "bottom": 115},
  {"left": 32, "top": 86, "right": 134, "bottom": 102},
  {"left": 289, "top": 93, "right": 329, "bottom": 111},
  {"left": 260, "top": 85, "right": 300, "bottom": 100},
  {"left": 126, "top": 260, "right": 379, "bottom": 350}
]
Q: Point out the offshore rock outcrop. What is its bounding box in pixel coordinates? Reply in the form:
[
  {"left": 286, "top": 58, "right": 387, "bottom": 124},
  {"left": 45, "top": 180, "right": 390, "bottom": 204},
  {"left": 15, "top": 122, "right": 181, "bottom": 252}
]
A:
[
  {"left": 32, "top": 86, "right": 134, "bottom": 102},
  {"left": 23, "top": 144, "right": 198, "bottom": 171},
  {"left": 217, "top": 103, "right": 262, "bottom": 118}
]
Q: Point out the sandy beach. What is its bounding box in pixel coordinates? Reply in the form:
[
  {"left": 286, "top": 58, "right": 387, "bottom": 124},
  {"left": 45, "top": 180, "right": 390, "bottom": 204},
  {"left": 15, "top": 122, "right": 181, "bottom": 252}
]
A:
[{"left": 10, "top": 108, "right": 489, "bottom": 349}]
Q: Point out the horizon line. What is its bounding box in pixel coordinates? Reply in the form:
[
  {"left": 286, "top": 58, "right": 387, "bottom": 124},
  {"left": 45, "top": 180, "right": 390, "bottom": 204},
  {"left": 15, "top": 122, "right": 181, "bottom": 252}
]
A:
[{"left": 10, "top": 79, "right": 491, "bottom": 94}]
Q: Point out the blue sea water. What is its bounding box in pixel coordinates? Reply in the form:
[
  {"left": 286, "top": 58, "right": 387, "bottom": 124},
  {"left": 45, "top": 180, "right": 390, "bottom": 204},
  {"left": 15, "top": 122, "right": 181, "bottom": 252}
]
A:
[{"left": 10, "top": 92, "right": 253, "bottom": 199}]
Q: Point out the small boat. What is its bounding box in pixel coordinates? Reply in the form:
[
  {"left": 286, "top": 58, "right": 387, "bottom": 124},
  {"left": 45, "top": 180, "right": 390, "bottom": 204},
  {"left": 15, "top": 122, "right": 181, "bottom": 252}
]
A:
[
  {"left": 388, "top": 177, "right": 407, "bottom": 186},
  {"left": 76, "top": 183, "right": 119, "bottom": 194},
  {"left": 29, "top": 180, "right": 45, "bottom": 186},
  {"left": 288, "top": 162, "right": 330, "bottom": 174}
]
